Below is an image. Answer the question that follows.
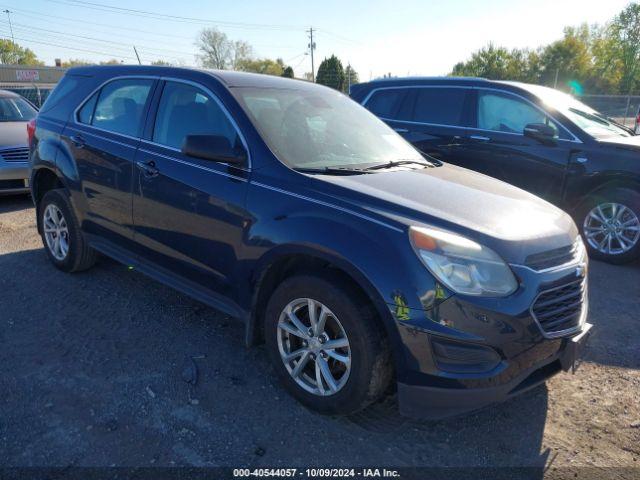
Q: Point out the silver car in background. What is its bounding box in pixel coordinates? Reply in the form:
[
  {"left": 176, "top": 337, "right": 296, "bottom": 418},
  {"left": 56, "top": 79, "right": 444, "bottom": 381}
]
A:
[{"left": 0, "top": 90, "right": 37, "bottom": 195}]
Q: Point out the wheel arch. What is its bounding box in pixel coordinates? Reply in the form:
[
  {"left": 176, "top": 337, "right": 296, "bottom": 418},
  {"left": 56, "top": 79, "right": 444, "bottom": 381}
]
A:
[{"left": 246, "top": 245, "right": 403, "bottom": 371}]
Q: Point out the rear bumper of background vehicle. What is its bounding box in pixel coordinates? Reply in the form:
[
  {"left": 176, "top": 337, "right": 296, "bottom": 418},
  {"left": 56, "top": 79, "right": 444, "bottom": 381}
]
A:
[
  {"left": 397, "top": 323, "right": 592, "bottom": 419},
  {"left": 0, "top": 162, "right": 30, "bottom": 195}
]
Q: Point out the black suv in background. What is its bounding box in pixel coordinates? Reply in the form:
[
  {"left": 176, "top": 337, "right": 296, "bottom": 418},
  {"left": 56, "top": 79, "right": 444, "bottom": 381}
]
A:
[{"left": 352, "top": 78, "right": 640, "bottom": 264}]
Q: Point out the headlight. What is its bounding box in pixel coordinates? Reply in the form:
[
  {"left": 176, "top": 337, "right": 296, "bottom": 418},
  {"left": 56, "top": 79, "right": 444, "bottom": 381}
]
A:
[{"left": 409, "top": 226, "right": 518, "bottom": 297}]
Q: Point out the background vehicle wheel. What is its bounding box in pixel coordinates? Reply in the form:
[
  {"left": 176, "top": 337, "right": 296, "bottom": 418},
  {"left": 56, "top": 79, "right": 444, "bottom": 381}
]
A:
[
  {"left": 265, "top": 273, "right": 392, "bottom": 415},
  {"left": 38, "top": 189, "right": 97, "bottom": 272},
  {"left": 577, "top": 188, "right": 640, "bottom": 264}
]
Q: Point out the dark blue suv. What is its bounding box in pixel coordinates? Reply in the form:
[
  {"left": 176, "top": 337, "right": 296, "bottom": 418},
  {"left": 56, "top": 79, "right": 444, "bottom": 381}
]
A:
[{"left": 29, "top": 66, "right": 591, "bottom": 418}]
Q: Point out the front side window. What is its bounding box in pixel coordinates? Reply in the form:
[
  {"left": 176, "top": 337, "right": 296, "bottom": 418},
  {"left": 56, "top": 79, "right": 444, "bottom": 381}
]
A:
[
  {"left": 233, "top": 86, "right": 423, "bottom": 170},
  {"left": 365, "top": 89, "right": 405, "bottom": 118},
  {"left": 153, "top": 81, "right": 240, "bottom": 151},
  {"left": 0, "top": 96, "right": 37, "bottom": 122},
  {"left": 477, "top": 91, "right": 560, "bottom": 137},
  {"left": 89, "top": 78, "right": 154, "bottom": 137}
]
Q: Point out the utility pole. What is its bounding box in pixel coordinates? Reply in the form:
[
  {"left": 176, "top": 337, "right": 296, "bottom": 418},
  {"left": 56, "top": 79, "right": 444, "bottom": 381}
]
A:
[
  {"left": 3, "top": 10, "right": 15, "bottom": 64},
  {"left": 553, "top": 68, "right": 559, "bottom": 89},
  {"left": 133, "top": 46, "right": 142, "bottom": 65},
  {"left": 3, "top": 10, "right": 14, "bottom": 45},
  {"left": 307, "top": 28, "right": 316, "bottom": 82}
]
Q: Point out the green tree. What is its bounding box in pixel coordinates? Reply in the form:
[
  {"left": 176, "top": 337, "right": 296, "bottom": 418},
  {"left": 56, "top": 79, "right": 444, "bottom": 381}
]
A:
[
  {"left": 100, "top": 59, "right": 122, "bottom": 65},
  {"left": 61, "top": 59, "right": 93, "bottom": 67},
  {"left": 281, "top": 66, "right": 294, "bottom": 78},
  {"left": 538, "top": 25, "right": 593, "bottom": 92},
  {"left": 344, "top": 65, "right": 359, "bottom": 92},
  {"left": 237, "top": 57, "right": 285, "bottom": 75},
  {"left": 151, "top": 59, "right": 172, "bottom": 66},
  {"left": 606, "top": 3, "right": 640, "bottom": 93},
  {"left": 450, "top": 44, "right": 538, "bottom": 81},
  {"left": 316, "top": 55, "right": 345, "bottom": 90},
  {"left": 0, "top": 39, "right": 42, "bottom": 65}
]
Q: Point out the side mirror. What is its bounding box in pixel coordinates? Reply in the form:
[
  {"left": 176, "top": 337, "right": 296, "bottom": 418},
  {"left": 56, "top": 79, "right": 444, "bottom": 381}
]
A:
[
  {"left": 523, "top": 123, "right": 557, "bottom": 145},
  {"left": 181, "top": 134, "right": 247, "bottom": 165}
]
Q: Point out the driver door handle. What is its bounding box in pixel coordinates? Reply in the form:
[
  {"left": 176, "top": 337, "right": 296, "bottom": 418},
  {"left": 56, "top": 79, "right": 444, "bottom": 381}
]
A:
[{"left": 136, "top": 160, "right": 159, "bottom": 178}]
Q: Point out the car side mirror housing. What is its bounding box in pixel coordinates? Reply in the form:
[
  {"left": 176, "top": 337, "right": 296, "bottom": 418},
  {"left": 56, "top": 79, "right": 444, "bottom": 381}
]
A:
[
  {"left": 523, "top": 123, "right": 557, "bottom": 145},
  {"left": 182, "top": 134, "right": 247, "bottom": 165}
]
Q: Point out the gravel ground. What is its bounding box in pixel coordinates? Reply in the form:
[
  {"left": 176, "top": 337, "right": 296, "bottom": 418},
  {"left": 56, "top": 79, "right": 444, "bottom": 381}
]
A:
[{"left": 0, "top": 195, "right": 638, "bottom": 476}]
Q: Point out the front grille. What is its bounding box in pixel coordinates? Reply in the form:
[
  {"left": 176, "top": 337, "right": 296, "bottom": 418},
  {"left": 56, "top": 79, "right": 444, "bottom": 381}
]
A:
[
  {"left": 525, "top": 241, "right": 578, "bottom": 271},
  {"left": 0, "top": 147, "right": 29, "bottom": 162},
  {"left": 532, "top": 280, "right": 585, "bottom": 336}
]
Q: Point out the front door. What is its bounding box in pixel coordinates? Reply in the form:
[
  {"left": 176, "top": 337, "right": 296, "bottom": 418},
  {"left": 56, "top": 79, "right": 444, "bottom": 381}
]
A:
[
  {"left": 132, "top": 79, "right": 250, "bottom": 306},
  {"left": 458, "top": 89, "right": 573, "bottom": 205}
]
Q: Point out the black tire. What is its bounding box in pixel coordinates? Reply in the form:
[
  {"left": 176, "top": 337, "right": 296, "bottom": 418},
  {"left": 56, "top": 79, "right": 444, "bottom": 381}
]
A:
[
  {"left": 575, "top": 187, "right": 640, "bottom": 264},
  {"left": 38, "top": 188, "right": 97, "bottom": 272},
  {"left": 264, "top": 272, "right": 392, "bottom": 416}
]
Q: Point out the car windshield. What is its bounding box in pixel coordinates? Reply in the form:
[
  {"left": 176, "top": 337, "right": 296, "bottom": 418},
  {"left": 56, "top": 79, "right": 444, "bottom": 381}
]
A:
[
  {"left": 0, "top": 96, "right": 37, "bottom": 122},
  {"left": 232, "top": 85, "right": 425, "bottom": 171},
  {"left": 524, "top": 84, "right": 631, "bottom": 139}
]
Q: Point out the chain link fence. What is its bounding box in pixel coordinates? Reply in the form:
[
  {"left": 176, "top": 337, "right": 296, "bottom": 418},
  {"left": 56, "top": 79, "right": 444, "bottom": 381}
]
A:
[
  {"left": 0, "top": 83, "right": 57, "bottom": 108},
  {"left": 580, "top": 94, "right": 640, "bottom": 128}
]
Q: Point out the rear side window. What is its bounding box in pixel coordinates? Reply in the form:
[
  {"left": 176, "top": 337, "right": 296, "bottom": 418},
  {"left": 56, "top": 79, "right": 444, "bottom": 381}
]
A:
[
  {"left": 152, "top": 81, "right": 239, "bottom": 151},
  {"left": 81, "top": 78, "right": 153, "bottom": 137},
  {"left": 40, "top": 75, "right": 82, "bottom": 114},
  {"left": 411, "top": 88, "right": 468, "bottom": 126},
  {"left": 365, "top": 89, "right": 405, "bottom": 118}
]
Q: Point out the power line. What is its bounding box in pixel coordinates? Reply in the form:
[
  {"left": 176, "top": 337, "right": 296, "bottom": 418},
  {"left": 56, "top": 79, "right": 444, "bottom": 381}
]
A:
[
  {"left": 0, "top": 29, "right": 138, "bottom": 61},
  {"left": 44, "top": 0, "right": 307, "bottom": 31},
  {"left": 0, "top": 19, "right": 197, "bottom": 57},
  {"left": 0, "top": 4, "right": 302, "bottom": 51}
]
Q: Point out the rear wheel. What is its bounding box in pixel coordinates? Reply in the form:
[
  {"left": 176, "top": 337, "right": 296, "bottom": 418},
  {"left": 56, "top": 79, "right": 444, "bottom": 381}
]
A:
[
  {"left": 265, "top": 273, "right": 392, "bottom": 415},
  {"left": 38, "top": 189, "right": 97, "bottom": 272},
  {"left": 577, "top": 188, "right": 640, "bottom": 264}
]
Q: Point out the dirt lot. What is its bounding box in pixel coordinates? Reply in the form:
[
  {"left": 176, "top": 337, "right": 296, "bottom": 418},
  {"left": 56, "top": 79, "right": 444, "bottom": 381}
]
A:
[{"left": 0, "top": 195, "right": 639, "bottom": 477}]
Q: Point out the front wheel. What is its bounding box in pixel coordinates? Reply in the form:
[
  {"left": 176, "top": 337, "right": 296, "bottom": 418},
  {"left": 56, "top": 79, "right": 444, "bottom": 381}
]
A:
[
  {"left": 577, "top": 188, "right": 640, "bottom": 264},
  {"left": 264, "top": 273, "right": 392, "bottom": 415}
]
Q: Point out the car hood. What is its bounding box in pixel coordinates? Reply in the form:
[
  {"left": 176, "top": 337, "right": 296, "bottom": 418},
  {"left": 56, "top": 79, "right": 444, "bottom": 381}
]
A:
[
  {"left": 313, "top": 164, "right": 578, "bottom": 264},
  {"left": 596, "top": 134, "right": 640, "bottom": 151},
  {"left": 0, "top": 122, "right": 28, "bottom": 147}
]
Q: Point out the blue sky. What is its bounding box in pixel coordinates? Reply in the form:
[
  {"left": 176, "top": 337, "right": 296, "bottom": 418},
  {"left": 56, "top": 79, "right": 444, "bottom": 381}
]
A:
[{"left": 0, "top": 0, "right": 631, "bottom": 79}]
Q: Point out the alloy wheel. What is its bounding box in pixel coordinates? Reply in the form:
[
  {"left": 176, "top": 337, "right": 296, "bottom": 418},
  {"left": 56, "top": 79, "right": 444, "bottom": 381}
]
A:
[
  {"left": 43, "top": 204, "right": 70, "bottom": 261},
  {"left": 276, "top": 298, "right": 351, "bottom": 396},
  {"left": 583, "top": 202, "right": 640, "bottom": 255}
]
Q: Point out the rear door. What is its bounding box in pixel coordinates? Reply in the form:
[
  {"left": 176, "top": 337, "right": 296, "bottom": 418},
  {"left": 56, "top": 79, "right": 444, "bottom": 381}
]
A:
[
  {"left": 64, "top": 77, "right": 156, "bottom": 246},
  {"left": 363, "top": 86, "right": 473, "bottom": 164},
  {"left": 458, "top": 88, "right": 575, "bottom": 204},
  {"left": 132, "top": 79, "right": 250, "bottom": 307}
]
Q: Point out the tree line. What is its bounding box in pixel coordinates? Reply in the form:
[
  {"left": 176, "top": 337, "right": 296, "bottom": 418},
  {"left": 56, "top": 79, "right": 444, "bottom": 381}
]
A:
[{"left": 450, "top": 3, "right": 640, "bottom": 95}]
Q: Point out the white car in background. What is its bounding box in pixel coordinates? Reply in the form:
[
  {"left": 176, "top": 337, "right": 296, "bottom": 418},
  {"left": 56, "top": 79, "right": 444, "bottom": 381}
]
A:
[{"left": 0, "top": 90, "right": 37, "bottom": 195}]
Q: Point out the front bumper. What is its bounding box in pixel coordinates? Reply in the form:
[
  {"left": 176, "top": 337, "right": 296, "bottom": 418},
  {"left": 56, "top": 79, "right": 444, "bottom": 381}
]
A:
[
  {"left": 398, "top": 322, "right": 592, "bottom": 419},
  {"left": 0, "top": 161, "right": 29, "bottom": 195}
]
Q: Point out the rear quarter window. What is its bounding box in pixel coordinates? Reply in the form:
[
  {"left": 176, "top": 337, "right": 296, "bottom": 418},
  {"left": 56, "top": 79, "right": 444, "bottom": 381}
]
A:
[
  {"left": 38, "top": 74, "right": 94, "bottom": 123},
  {"left": 365, "top": 89, "right": 406, "bottom": 118}
]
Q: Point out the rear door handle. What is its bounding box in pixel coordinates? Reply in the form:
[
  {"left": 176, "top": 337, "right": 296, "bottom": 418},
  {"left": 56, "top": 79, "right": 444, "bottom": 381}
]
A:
[
  {"left": 136, "top": 160, "right": 159, "bottom": 178},
  {"left": 70, "top": 134, "right": 86, "bottom": 148},
  {"left": 394, "top": 127, "right": 409, "bottom": 133},
  {"left": 469, "top": 135, "right": 491, "bottom": 141}
]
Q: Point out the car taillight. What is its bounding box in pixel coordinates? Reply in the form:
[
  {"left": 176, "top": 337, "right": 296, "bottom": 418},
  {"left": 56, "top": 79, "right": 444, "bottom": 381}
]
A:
[{"left": 27, "top": 118, "right": 36, "bottom": 147}]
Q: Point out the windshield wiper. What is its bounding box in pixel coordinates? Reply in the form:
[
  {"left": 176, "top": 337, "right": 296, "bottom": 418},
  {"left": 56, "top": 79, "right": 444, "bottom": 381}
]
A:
[
  {"left": 364, "top": 159, "right": 434, "bottom": 171},
  {"left": 293, "top": 166, "right": 371, "bottom": 175}
]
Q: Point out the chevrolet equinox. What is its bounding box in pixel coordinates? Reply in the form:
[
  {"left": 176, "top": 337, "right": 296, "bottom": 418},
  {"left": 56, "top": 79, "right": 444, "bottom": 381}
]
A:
[{"left": 28, "top": 66, "right": 592, "bottom": 418}]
